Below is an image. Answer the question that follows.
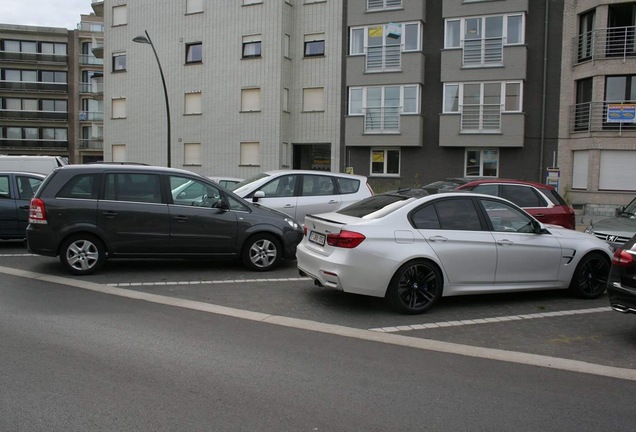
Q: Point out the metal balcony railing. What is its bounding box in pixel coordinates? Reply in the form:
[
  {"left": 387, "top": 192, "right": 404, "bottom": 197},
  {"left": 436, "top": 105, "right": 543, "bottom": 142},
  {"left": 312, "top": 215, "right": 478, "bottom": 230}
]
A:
[
  {"left": 0, "top": 138, "right": 68, "bottom": 150},
  {"left": 574, "top": 26, "right": 636, "bottom": 64},
  {"left": 462, "top": 37, "right": 504, "bottom": 65},
  {"left": 79, "top": 111, "right": 104, "bottom": 121},
  {"left": 570, "top": 101, "right": 636, "bottom": 133},
  {"left": 0, "top": 51, "right": 67, "bottom": 64},
  {"left": 364, "top": 106, "right": 400, "bottom": 133},
  {"left": 0, "top": 81, "right": 67, "bottom": 93},
  {"left": 0, "top": 110, "right": 68, "bottom": 121},
  {"left": 366, "top": 45, "right": 401, "bottom": 72},
  {"left": 79, "top": 54, "right": 103, "bottom": 65},
  {"left": 460, "top": 104, "right": 502, "bottom": 131},
  {"left": 79, "top": 79, "right": 104, "bottom": 94},
  {"left": 77, "top": 22, "right": 104, "bottom": 32},
  {"left": 78, "top": 139, "right": 104, "bottom": 150}
]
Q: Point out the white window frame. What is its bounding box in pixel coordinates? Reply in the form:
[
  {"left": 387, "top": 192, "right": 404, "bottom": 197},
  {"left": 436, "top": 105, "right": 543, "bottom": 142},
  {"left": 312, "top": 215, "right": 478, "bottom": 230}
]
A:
[
  {"left": 367, "top": 0, "right": 402, "bottom": 11},
  {"left": 112, "top": 144, "right": 127, "bottom": 162},
  {"left": 241, "top": 88, "right": 261, "bottom": 112},
  {"left": 465, "top": 148, "right": 499, "bottom": 177},
  {"left": 304, "top": 33, "right": 325, "bottom": 57},
  {"left": 184, "top": 143, "right": 201, "bottom": 165},
  {"left": 443, "top": 81, "right": 523, "bottom": 114},
  {"left": 303, "top": 87, "right": 324, "bottom": 112},
  {"left": 240, "top": 142, "right": 260, "bottom": 166},
  {"left": 242, "top": 35, "right": 262, "bottom": 58},
  {"left": 370, "top": 148, "right": 400, "bottom": 176},
  {"left": 349, "top": 21, "right": 421, "bottom": 55},
  {"left": 348, "top": 85, "right": 420, "bottom": 116},
  {"left": 184, "top": 92, "right": 202, "bottom": 115},
  {"left": 185, "top": 0, "right": 203, "bottom": 14},
  {"left": 444, "top": 13, "right": 525, "bottom": 49},
  {"left": 572, "top": 150, "right": 589, "bottom": 190},
  {"left": 111, "top": 98, "right": 127, "bottom": 119},
  {"left": 112, "top": 5, "right": 127, "bottom": 26}
]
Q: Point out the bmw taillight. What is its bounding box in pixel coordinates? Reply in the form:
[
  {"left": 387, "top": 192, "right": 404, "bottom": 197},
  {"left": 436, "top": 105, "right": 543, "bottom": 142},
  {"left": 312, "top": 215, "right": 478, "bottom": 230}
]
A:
[
  {"left": 612, "top": 248, "right": 634, "bottom": 267},
  {"left": 28, "top": 198, "right": 47, "bottom": 224},
  {"left": 326, "top": 230, "right": 365, "bottom": 248},
  {"left": 303, "top": 225, "right": 308, "bottom": 236}
]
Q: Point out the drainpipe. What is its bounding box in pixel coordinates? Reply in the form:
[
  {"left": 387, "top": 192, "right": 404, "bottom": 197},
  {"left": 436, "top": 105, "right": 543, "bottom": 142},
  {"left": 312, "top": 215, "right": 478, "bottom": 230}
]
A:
[{"left": 539, "top": 0, "right": 549, "bottom": 182}]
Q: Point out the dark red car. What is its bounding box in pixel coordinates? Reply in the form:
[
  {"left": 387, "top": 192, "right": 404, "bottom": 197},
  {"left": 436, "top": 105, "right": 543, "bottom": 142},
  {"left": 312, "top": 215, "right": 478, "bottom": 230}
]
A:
[{"left": 456, "top": 179, "right": 576, "bottom": 229}]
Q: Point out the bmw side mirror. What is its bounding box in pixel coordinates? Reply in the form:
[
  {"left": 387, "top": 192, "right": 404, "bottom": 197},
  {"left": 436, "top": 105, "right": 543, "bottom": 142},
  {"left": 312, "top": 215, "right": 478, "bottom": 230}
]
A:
[
  {"left": 532, "top": 220, "right": 548, "bottom": 234},
  {"left": 252, "top": 190, "right": 265, "bottom": 203}
]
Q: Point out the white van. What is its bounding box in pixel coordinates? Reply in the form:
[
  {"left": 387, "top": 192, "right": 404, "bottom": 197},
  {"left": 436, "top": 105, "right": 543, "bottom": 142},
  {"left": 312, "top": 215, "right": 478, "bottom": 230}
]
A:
[{"left": 0, "top": 155, "right": 67, "bottom": 175}]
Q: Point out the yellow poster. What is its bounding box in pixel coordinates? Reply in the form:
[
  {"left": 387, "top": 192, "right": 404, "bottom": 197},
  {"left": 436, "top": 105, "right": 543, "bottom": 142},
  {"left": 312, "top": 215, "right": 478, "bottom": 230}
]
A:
[
  {"left": 372, "top": 152, "right": 384, "bottom": 162},
  {"left": 368, "top": 27, "right": 383, "bottom": 38}
]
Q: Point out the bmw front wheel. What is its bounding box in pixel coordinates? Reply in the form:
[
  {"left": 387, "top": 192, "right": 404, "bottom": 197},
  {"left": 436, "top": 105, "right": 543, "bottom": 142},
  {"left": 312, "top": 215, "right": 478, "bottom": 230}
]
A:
[{"left": 569, "top": 252, "right": 610, "bottom": 299}]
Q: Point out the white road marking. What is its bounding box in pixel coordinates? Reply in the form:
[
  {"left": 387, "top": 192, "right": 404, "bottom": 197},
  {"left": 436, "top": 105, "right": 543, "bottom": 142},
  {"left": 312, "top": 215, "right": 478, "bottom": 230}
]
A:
[
  {"left": 1, "top": 265, "right": 634, "bottom": 382},
  {"left": 0, "top": 253, "right": 37, "bottom": 257},
  {"left": 108, "top": 277, "right": 311, "bottom": 287},
  {"left": 369, "top": 307, "right": 612, "bottom": 333}
]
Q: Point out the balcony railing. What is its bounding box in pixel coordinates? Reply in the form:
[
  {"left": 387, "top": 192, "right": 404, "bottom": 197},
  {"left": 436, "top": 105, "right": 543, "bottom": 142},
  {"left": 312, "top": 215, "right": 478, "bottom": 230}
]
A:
[
  {"left": 0, "top": 51, "right": 67, "bottom": 64},
  {"left": 0, "top": 81, "right": 67, "bottom": 93},
  {"left": 364, "top": 106, "right": 400, "bottom": 133},
  {"left": 79, "top": 54, "right": 103, "bottom": 65},
  {"left": 0, "top": 110, "right": 68, "bottom": 121},
  {"left": 460, "top": 104, "right": 502, "bottom": 131},
  {"left": 574, "top": 26, "right": 636, "bottom": 64},
  {"left": 77, "top": 22, "right": 104, "bottom": 32},
  {"left": 78, "top": 138, "right": 104, "bottom": 150},
  {"left": 79, "top": 111, "right": 104, "bottom": 121},
  {"left": 366, "top": 45, "right": 401, "bottom": 72},
  {"left": 79, "top": 79, "right": 104, "bottom": 95},
  {"left": 463, "top": 37, "right": 504, "bottom": 65},
  {"left": 367, "top": 0, "right": 402, "bottom": 10},
  {"left": 570, "top": 101, "right": 636, "bottom": 133},
  {"left": 0, "top": 138, "right": 68, "bottom": 150}
]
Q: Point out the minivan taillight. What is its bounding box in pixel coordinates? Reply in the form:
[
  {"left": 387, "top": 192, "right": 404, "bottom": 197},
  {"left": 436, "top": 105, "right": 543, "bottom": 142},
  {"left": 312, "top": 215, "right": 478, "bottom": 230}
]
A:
[
  {"left": 28, "top": 198, "right": 47, "bottom": 224},
  {"left": 612, "top": 248, "right": 634, "bottom": 267},
  {"left": 326, "top": 230, "right": 365, "bottom": 248}
]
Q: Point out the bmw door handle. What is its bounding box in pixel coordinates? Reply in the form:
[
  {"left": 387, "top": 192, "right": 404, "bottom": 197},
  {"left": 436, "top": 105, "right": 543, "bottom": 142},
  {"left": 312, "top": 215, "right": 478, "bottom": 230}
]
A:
[
  {"left": 284, "top": 204, "right": 295, "bottom": 208},
  {"left": 328, "top": 200, "right": 338, "bottom": 204},
  {"left": 428, "top": 235, "right": 448, "bottom": 242},
  {"left": 496, "top": 239, "right": 514, "bottom": 246}
]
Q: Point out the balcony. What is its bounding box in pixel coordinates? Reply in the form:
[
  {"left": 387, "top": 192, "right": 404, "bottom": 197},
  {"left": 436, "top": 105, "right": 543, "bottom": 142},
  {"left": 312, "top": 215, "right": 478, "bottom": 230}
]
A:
[
  {"left": 78, "top": 138, "right": 104, "bottom": 150},
  {"left": 77, "top": 21, "right": 104, "bottom": 32},
  {"left": 79, "top": 111, "right": 104, "bottom": 121},
  {"left": 366, "top": 45, "right": 401, "bottom": 72},
  {"left": 0, "top": 139, "right": 68, "bottom": 150},
  {"left": 91, "top": 1, "right": 104, "bottom": 17},
  {"left": 0, "top": 51, "right": 67, "bottom": 64},
  {"left": 364, "top": 107, "right": 401, "bottom": 133},
  {"left": 570, "top": 101, "right": 636, "bottom": 133},
  {"left": 79, "top": 79, "right": 104, "bottom": 97},
  {"left": 0, "top": 80, "right": 67, "bottom": 93},
  {"left": 462, "top": 37, "right": 504, "bottom": 66},
  {"left": 461, "top": 104, "right": 502, "bottom": 132},
  {"left": 574, "top": 26, "right": 636, "bottom": 64},
  {"left": 79, "top": 54, "right": 103, "bottom": 66},
  {"left": 0, "top": 110, "right": 68, "bottom": 121}
]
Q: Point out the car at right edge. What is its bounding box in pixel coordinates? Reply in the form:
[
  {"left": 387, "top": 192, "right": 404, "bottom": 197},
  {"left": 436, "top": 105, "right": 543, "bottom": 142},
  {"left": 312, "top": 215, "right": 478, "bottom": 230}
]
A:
[
  {"left": 455, "top": 179, "right": 576, "bottom": 229},
  {"left": 607, "top": 233, "right": 636, "bottom": 315},
  {"left": 297, "top": 192, "right": 612, "bottom": 314}
]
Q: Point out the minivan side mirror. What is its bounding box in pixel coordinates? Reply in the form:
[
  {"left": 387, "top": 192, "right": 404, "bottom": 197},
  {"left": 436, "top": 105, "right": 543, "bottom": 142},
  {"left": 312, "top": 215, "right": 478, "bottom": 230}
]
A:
[
  {"left": 252, "top": 190, "right": 265, "bottom": 203},
  {"left": 615, "top": 206, "right": 625, "bottom": 217}
]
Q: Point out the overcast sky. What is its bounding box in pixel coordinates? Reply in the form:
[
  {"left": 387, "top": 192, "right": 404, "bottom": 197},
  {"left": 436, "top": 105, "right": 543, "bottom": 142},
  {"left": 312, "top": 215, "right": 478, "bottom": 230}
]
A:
[{"left": 1, "top": 0, "right": 93, "bottom": 30}]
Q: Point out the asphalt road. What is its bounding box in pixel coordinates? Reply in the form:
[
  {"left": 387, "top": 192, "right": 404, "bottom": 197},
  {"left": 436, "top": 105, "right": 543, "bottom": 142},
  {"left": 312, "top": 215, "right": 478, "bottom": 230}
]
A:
[{"left": 2, "top": 239, "right": 636, "bottom": 430}]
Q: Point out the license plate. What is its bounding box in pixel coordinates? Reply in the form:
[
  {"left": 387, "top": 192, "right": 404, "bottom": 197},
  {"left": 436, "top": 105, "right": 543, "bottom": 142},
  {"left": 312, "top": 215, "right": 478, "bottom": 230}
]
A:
[{"left": 308, "top": 231, "right": 326, "bottom": 246}]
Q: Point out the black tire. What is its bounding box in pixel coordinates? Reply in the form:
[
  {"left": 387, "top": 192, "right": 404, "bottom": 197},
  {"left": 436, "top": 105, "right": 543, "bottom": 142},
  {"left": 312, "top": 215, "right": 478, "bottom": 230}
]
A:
[
  {"left": 568, "top": 252, "right": 610, "bottom": 299},
  {"left": 59, "top": 234, "right": 106, "bottom": 276},
  {"left": 387, "top": 259, "right": 443, "bottom": 314},
  {"left": 242, "top": 233, "right": 281, "bottom": 272}
]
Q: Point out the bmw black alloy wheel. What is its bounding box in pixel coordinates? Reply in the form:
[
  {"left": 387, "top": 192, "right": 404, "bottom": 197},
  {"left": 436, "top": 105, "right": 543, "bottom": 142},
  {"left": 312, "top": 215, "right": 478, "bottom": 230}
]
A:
[{"left": 388, "top": 260, "right": 442, "bottom": 314}]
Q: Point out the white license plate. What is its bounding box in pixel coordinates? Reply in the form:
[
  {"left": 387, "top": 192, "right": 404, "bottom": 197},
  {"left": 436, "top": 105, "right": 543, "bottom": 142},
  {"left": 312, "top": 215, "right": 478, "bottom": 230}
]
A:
[{"left": 308, "top": 231, "right": 326, "bottom": 246}]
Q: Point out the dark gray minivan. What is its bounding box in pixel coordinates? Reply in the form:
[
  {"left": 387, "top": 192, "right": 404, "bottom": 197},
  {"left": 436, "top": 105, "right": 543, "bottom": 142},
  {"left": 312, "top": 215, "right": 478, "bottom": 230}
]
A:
[{"left": 26, "top": 164, "right": 303, "bottom": 275}]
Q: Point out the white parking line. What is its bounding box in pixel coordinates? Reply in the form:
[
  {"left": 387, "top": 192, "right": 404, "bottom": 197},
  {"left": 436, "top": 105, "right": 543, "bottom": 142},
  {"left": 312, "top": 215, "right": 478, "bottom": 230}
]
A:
[
  {"left": 369, "top": 307, "right": 612, "bottom": 333},
  {"left": 0, "top": 265, "right": 634, "bottom": 382},
  {"left": 0, "top": 253, "right": 37, "bottom": 257},
  {"left": 108, "top": 277, "right": 311, "bottom": 287}
]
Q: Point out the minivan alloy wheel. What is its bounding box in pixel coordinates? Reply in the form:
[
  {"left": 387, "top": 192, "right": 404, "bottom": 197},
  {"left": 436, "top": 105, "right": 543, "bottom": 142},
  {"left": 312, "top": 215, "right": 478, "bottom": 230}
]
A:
[
  {"left": 242, "top": 233, "right": 281, "bottom": 271},
  {"left": 60, "top": 234, "right": 106, "bottom": 275}
]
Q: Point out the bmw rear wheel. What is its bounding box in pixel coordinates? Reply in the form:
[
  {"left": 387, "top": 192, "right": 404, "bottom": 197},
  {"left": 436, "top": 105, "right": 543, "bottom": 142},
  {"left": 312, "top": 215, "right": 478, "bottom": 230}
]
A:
[
  {"left": 387, "top": 259, "right": 443, "bottom": 314},
  {"left": 242, "top": 233, "right": 281, "bottom": 272},
  {"left": 568, "top": 252, "right": 610, "bottom": 299},
  {"left": 59, "top": 234, "right": 106, "bottom": 276}
]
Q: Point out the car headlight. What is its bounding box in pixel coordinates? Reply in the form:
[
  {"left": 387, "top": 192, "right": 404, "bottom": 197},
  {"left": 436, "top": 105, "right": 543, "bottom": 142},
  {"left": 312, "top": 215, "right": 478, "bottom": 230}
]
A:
[{"left": 285, "top": 218, "right": 300, "bottom": 230}]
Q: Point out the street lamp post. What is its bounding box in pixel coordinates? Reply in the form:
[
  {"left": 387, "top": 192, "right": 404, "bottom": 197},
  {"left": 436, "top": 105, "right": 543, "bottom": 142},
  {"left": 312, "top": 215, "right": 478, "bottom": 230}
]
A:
[{"left": 133, "top": 30, "right": 171, "bottom": 167}]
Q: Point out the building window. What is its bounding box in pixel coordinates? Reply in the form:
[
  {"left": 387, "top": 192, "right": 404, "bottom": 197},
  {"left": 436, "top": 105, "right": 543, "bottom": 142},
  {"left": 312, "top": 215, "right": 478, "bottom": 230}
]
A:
[
  {"left": 184, "top": 92, "right": 202, "bottom": 115},
  {"left": 40, "top": 42, "right": 67, "bottom": 55},
  {"left": 112, "top": 5, "right": 127, "bottom": 26},
  {"left": 186, "top": 42, "right": 202, "bottom": 64},
  {"left": 572, "top": 151, "right": 589, "bottom": 190},
  {"left": 370, "top": 148, "right": 400, "bottom": 175},
  {"left": 3, "top": 40, "right": 36, "bottom": 53},
  {"left": 184, "top": 143, "right": 201, "bottom": 165},
  {"left": 349, "top": 22, "right": 421, "bottom": 71},
  {"left": 40, "top": 71, "right": 67, "bottom": 83},
  {"left": 284, "top": 34, "right": 291, "bottom": 58},
  {"left": 242, "top": 35, "right": 262, "bottom": 58},
  {"left": 303, "top": 87, "right": 324, "bottom": 112},
  {"left": 283, "top": 88, "right": 289, "bottom": 112},
  {"left": 444, "top": 14, "right": 525, "bottom": 59},
  {"left": 240, "top": 142, "right": 260, "bottom": 166},
  {"left": 304, "top": 33, "right": 325, "bottom": 57},
  {"left": 367, "top": 0, "right": 402, "bottom": 10},
  {"left": 348, "top": 85, "right": 420, "bottom": 118},
  {"left": 112, "top": 98, "right": 127, "bottom": 119},
  {"left": 112, "top": 144, "right": 127, "bottom": 162},
  {"left": 243, "top": 0, "right": 263, "bottom": 4},
  {"left": 3, "top": 69, "right": 37, "bottom": 82},
  {"left": 241, "top": 88, "right": 261, "bottom": 112},
  {"left": 185, "top": 0, "right": 203, "bottom": 14},
  {"left": 112, "top": 52, "right": 126, "bottom": 72},
  {"left": 41, "top": 99, "right": 67, "bottom": 112},
  {"left": 465, "top": 149, "right": 498, "bottom": 177},
  {"left": 281, "top": 142, "right": 290, "bottom": 167}
]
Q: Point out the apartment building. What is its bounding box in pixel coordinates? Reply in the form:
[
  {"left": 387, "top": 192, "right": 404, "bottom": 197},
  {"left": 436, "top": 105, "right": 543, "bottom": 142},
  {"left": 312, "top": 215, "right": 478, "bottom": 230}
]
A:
[
  {"left": 94, "top": 0, "right": 344, "bottom": 179},
  {"left": 558, "top": 0, "right": 636, "bottom": 216},
  {"left": 0, "top": 24, "right": 73, "bottom": 160},
  {"left": 344, "top": 0, "right": 564, "bottom": 191}
]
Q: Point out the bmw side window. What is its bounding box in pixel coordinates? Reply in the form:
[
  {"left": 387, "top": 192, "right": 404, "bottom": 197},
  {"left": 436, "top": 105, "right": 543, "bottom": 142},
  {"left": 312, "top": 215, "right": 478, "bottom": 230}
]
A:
[
  {"left": 0, "top": 176, "right": 10, "bottom": 198},
  {"left": 434, "top": 199, "right": 482, "bottom": 231},
  {"left": 481, "top": 199, "right": 534, "bottom": 233},
  {"left": 336, "top": 178, "right": 360, "bottom": 194},
  {"left": 57, "top": 174, "right": 100, "bottom": 199},
  {"left": 411, "top": 204, "right": 440, "bottom": 229},
  {"left": 502, "top": 185, "right": 545, "bottom": 207}
]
